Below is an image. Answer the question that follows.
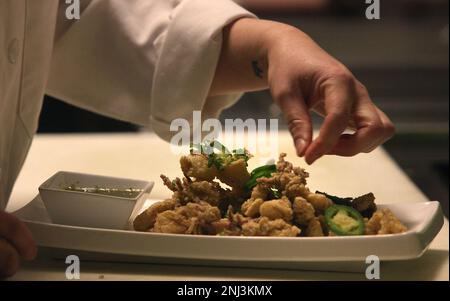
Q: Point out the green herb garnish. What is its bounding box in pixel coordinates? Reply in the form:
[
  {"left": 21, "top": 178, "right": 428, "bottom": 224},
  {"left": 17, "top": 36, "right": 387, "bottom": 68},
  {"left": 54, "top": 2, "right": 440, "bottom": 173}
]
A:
[
  {"left": 244, "top": 164, "right": 277, "bottom": 191},
  {"left": 190, "top": 140, "right": 250, "bottom": 171}
]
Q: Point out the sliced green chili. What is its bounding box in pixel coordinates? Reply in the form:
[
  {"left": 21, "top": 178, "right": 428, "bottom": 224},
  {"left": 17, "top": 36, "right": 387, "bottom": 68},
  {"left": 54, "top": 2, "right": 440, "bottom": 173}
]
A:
[
  {"left": 244, "top": 164, "right": 276, "bottom": 191},
  {"left": 325, "top": 205, "right": 365, "bottom": 236}
]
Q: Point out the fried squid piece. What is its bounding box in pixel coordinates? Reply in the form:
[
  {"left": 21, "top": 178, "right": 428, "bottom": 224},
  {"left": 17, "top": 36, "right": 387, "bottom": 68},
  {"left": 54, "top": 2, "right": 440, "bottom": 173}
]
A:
[
  {"left": 292, "top": 196, "right": 315, "bottom": 226},
  {"left": 259, "top": 197, "right": 293, "bottom": 222},
  {"left": 153, "top": 210, "right": 197, "bottom": 234},
  {"left": 208, "top": 218, "right": 240, "bottom": 236},
  {"left": 180, "top": 202, "right": 222, "bottom": 224},
  {"left": 241, "top": 198, "right": 264, "bottom": 218},
  {"left": 207, "top": 218, "right": 229, "bottom": 233},
  {"left": 180, "top": 154, "right": 218, "bottom": 181},
  {"left": 305, "top": 217, "right": 325, "bottom": 237},
  {"left": 228, "top": 206, "right": 249, "bottom": 225},
  {"left": 276, "top": 152, "right": 294, "bottom": 173},
  {"left": 256, "top": 156, "right": 307, "bottom": 195},
  {"left": 181, "top": 152, "right": 250, "bottom": 190},
  {"left": 250, "top": 184, "right": 270, "bottom": 200},
  {"left": 208, "top": 206, "right": 249, "bottom": 236},
  {"left": 277, "top": 153, "right": 309, "bottom": 181},
  {"left": 317, "top": 215, "right": 329, "bottom": 236},
  {"left": 217, "top": 158, "right": 251, "bottom": 189},
  {"left": 133, "top": 199, "right": 178, "bottom": 231},
  {"left": 160, "top": 175, "right": 222, "bottom": 206},
  {"left": 240, "top": 184, "right": 270, "bottom": 216},
  {"left": 257, "top": 172, "right": 295, "bottom": 193},
  {"left": 284, "top": 177, "right": 310, "bottom": 200},
  {"left": 153, "top": 202, "right": 221, "bottom": 235},
  {"left": 365, "top": 208, "right": 407, "bottom": 235},
  {"left": 242, "top": 217, "right": 300, "bottom": 237},
  {"left": 188, "top": 181, "right": 223, "bottom": 206},
  {"left": 305, "top": 193, "right": 333, "bottom": 215}
]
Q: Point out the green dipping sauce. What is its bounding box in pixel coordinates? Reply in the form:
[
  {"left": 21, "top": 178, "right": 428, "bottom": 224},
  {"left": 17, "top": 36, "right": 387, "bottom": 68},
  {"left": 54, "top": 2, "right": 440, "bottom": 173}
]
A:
[{"left": 64, "top": 185, "right": 143, "bottom": 198}]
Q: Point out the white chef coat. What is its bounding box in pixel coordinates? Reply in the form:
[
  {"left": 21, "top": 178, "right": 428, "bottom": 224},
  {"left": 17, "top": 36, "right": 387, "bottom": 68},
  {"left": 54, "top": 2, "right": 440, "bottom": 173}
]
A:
[{"left": 0, "top": 0, "right": 255, "bottom": 210}]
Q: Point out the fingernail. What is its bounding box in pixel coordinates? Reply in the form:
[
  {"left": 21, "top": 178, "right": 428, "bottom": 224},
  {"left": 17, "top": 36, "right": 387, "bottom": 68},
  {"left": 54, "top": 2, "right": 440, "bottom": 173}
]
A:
[{"left": 295, "top": 139, "right": 307, "bottom": 157}]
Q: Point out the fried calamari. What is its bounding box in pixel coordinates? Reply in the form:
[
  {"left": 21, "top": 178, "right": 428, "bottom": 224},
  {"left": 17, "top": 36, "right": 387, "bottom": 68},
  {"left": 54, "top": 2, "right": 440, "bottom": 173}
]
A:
[{"left": 134, "top": 145, "right": 407, "bottom": 237}]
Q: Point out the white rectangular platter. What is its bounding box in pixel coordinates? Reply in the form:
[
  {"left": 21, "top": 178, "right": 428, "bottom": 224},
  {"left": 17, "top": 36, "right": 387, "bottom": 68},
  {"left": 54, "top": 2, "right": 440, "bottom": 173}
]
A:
[{"left": 15, "top": 194, "right": 444, "bottom": 272}]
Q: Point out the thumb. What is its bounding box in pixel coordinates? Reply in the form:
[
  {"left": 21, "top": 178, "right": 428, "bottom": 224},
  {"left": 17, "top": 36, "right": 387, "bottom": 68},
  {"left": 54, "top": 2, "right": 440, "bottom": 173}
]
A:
[{"left": 273, "top": 88, "right": 312, "bottom": 157}]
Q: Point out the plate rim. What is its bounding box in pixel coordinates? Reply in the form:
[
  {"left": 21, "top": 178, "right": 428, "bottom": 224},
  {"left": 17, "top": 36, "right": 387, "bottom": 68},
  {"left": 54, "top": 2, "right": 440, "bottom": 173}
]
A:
[{"left": 22, "top": 201, "right": 444, "bottom": 263}]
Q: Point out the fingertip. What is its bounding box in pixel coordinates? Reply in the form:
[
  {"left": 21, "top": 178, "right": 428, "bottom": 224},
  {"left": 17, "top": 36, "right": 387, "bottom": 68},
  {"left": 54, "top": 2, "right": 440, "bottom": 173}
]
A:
[
  {"left": 294, "top": 139, "right": 308, "bottom": 157},
  {"left": 304, "top": 148, "right": 322, "bottom": 165},
  {"left": 303, "top": 147, "right": 313, "bottom": 165},
  {"left": 304, "top": 157, "right": 313, "bottom": 165},
  {"left": 306, "top": 154, "right": 321, "bottom": 165}
]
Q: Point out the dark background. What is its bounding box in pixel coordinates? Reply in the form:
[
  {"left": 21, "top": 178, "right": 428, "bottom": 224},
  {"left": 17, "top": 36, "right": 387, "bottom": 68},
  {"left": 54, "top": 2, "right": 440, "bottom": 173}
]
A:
[{"left": 38, "top": 0, "right": 449, "bottom": 216}]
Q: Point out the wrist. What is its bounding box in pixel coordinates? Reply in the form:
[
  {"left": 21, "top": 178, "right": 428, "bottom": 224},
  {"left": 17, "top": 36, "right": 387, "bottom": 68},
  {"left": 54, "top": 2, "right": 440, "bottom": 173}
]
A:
[{"left": 259, "top": 21, "right": 308, "bottom": 72}]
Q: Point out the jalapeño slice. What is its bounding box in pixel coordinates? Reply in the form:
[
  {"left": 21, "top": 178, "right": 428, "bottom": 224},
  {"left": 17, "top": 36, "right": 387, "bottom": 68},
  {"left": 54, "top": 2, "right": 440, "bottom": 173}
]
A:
[{"left": 325, "top": 205, "right": 365, "bottom": 236}]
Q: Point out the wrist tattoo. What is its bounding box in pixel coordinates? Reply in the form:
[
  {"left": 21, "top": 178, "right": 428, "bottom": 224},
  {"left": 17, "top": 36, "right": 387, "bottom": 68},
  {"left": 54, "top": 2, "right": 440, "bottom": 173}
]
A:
[{"left": 251, "top": 60, "right": 264, "bottom": 79}]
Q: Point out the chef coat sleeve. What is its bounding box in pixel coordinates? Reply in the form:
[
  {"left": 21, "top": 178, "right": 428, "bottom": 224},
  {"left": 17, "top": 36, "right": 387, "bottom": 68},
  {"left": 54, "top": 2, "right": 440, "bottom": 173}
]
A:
[{"left": 46, "top": 0, "right": 256, "bottom": 141}]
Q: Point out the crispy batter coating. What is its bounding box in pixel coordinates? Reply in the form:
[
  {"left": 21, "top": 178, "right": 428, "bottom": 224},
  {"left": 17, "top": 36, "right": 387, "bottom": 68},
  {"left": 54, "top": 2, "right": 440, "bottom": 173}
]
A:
[
  {"left": 284, "top": 178, "right": 310, "bottom": 200},
  {"left": 217, "top": 158, "right": 251, "bottom": 189},
  {"left": 365, "top": 209, "right": 407, "bottom": 235},
  {"left": 305, "top": 217, "right": 325, "bottom": 237},
  {"left": 153, "top": 210, "right": 197, "bottom": 234},
  {"left": 180, "top": 154, "right": 217, "bottom": 181},
  {"left": 227, "top": 206, "right": 249, "bottom": 227},
  {"left": 181, "top": 202, "right": 222, "bottom": 222},
  {"left": 277, "top": 153, "right": 294, "bottom": 173},
  {"left": 305, "top": 193, "right": 333, "bottom": 215},
  {"left": 317, "top": 215, "right": 329, "bottom": 236},
  {"left": 206, "top": 218, "right": 227, "bottom": 234},
  {"left": 135, "top": 151, "right": 406, "bottom": 237},
  {"left": 133, "top": 199, "right": 177, "bottom": 231},
  {"left": 242, "top": 217, "right": 301, "bottom": 237},
  {"left": 259, "top": 197, "right": 293, "bottom": 222},
  {"left": 257, "top": 172, "right": 297, "bottom": 192},
  {"left": 277, "top": 153, "right": 309, "bottom": 180},
  {"left": 188, "top": 181, "right": 223, "bottom": 206},
  {"left": 255, "top": 154, "right": 308, "bottom": 197},
  {"left": 250, "top": 184, "right": 269, "bottom": 200},
  {"left": 209, "top": 206, "right": 250, "bottom": 236},
  {"left": 180, "top": 154, "right": 250, "bottom": 189},
  {"left": 293, "top": 196, "right": 315, "bottom": 226},
  {"left": 161, "top": 175, "right": 223, "bottom": 206},
  {"left": 153, "top": 202, "right": 221, "bottom": 234},
  {"left": 241, "top": 198, "right": 264, "bottom": 218}
]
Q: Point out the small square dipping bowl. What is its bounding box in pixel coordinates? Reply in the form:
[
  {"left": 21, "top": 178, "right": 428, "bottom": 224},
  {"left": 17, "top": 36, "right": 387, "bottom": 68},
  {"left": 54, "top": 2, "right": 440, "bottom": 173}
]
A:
[{"left": 38, "top": 171, "right": 154, "bottom": 230}]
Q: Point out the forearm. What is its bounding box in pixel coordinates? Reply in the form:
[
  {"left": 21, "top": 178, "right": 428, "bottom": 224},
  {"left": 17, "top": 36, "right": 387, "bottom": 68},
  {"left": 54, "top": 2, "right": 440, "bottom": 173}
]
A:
[
  {"left": 208, "top": 16, "right": 395, "bottom": 164},
  {"left": 209, "top": 18, "right": 291, "bottom": 96}
]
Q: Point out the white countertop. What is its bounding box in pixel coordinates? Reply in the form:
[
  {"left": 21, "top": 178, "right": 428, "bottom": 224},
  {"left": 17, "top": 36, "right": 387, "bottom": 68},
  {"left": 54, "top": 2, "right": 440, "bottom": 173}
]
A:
[{"left": 6, "top": 132, "right": 449, "bottom": 280}]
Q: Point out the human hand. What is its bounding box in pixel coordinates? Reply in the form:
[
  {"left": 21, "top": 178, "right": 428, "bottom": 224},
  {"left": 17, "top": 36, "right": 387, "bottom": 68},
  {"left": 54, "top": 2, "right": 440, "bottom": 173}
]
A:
[
  {"left": 211, "top": 18, "right": 395, "bottom": 164},
  {"left": 0, "top": 210, "right": 37, "bottom": 277},
  {"left": 265, "top": 26, "right": 395, "bottom": 164}
]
